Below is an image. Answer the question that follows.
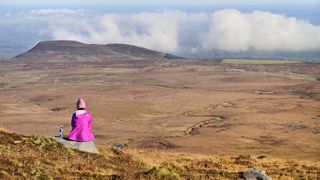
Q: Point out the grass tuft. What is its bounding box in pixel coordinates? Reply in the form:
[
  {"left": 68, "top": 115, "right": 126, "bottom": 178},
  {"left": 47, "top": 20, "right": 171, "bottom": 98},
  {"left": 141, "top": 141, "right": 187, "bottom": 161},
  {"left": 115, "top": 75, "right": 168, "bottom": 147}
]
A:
[{"left": 140, "top": 166, "right": 180, "bottom": 179}]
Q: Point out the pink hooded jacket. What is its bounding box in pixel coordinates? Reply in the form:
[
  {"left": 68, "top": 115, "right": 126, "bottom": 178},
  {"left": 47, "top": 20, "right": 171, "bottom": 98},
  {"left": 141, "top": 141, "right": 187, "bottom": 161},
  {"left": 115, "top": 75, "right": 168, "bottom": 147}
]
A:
[{"left": 68, "top": 98, "right": 95, "bottom": 142}]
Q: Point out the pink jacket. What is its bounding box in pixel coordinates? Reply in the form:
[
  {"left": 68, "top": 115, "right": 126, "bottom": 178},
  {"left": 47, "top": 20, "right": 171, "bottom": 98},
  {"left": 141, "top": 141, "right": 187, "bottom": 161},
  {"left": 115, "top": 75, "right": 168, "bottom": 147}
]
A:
[{"left": 68, "top": 109, "right": 95, "bottom": 142}]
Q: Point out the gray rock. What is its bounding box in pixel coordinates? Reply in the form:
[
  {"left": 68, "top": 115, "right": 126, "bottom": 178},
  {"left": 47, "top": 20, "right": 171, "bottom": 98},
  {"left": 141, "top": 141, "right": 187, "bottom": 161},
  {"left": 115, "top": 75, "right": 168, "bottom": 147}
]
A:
[
  {"left": 52, "top": 137, "right": 99, "bottom": 154},
  {"left": 243, "top": 168, "right": 271, "bottom": 180}
]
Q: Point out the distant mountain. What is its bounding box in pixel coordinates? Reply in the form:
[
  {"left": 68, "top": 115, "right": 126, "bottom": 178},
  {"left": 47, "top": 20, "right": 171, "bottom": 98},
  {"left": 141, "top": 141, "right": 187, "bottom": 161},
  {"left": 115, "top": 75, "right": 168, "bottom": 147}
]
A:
[
  {"left": 7, "top": 40, "right": 318, "bottom": 64},
  {"left": 10, "top": 41, "right": 183, "bottom": 67},
  {"left": 25, "top": 41, "right": 115, "bottom": 56}
]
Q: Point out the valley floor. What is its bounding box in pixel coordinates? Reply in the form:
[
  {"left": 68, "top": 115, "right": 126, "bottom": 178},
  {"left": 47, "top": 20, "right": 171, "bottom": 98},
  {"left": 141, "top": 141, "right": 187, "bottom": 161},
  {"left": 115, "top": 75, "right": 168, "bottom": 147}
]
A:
[{"left": 0, "top": 60, "right": 319, "bottom": 161}]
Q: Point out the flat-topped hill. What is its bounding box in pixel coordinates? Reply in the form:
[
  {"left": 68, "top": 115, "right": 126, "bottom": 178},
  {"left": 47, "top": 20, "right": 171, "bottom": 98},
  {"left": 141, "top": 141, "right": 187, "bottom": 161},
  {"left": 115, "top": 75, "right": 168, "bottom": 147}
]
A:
[
  {"left": 10, "top": 40, "right": 181, "bottom": 67},
  {"left": 26, "top": 41, "right": 116, "bottom": 56}
]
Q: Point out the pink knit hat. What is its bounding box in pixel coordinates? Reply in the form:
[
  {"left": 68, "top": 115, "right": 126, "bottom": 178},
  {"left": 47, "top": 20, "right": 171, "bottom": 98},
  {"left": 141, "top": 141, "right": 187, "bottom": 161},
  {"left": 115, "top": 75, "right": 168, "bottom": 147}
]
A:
[{"left": 77, "top": 97, "right": 86, "bottom": 109}]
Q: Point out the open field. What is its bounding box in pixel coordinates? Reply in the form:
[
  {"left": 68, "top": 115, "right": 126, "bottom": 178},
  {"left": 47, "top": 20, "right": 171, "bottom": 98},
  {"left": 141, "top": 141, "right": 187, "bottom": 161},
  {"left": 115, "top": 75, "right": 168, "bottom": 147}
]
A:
[{"left": 0, "top": 58, "right": 319, "bottom": 162}]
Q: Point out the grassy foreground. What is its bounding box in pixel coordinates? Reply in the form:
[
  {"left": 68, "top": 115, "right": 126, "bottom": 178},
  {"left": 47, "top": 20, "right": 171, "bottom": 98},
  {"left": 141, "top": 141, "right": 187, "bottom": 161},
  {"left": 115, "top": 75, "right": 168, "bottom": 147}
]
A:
[{"left": 0, "top": 129, "right": 319, "bottom": 179}]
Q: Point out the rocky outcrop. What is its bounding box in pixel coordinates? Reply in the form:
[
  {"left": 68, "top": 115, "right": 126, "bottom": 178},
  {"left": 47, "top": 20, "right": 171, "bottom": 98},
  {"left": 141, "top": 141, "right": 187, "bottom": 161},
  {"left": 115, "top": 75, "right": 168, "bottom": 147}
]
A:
[
  {"left": 242, "top": 168, "right": 271, "bottom": 180},
  {"left": 52, "top": 137, "right": 99, "bottom": 154}
]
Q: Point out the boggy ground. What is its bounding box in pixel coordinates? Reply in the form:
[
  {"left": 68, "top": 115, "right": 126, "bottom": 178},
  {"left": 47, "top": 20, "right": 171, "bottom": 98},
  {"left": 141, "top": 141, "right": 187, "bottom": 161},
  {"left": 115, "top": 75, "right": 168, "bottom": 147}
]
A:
[
  {"left": 0, "top": 59, "right": 319, "bottom": 161},
  {"left": 0, "top": 129, "right": 319, "bottom": 179}
]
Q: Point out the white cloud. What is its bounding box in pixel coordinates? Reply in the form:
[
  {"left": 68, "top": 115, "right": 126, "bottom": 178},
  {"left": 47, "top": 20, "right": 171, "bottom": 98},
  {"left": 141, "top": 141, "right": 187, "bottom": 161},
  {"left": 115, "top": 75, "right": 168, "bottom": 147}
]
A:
[
  {"left": 49, "top": 11, "right": 187, "bottom": 52},
  {"left": 1, "top": 8, "right": 320, "bottom": 54},
  {"left": 203, "top": 9, "right": 320, "bottom": 52}
]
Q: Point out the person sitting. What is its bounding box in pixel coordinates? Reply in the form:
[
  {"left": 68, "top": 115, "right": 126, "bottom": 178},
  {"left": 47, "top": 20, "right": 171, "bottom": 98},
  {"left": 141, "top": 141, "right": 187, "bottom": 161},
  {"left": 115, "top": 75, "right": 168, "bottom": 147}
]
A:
[{"left": 68, "top": 97, "right": 95, "bottom": 142}]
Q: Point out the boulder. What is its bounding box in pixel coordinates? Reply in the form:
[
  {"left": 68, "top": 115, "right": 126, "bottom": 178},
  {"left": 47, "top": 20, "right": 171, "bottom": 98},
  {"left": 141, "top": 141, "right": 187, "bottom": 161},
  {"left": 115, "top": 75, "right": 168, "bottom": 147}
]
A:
[
  {"left": 242, "top": 168, "right": 271, "bottom": 180},
  {"left": 52, "top": 137, "right": 99, "bottom": 154}
]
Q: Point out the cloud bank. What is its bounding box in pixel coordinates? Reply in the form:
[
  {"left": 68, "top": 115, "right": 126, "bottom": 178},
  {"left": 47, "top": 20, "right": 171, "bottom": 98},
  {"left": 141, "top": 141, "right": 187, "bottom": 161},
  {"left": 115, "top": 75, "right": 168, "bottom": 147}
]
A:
[{"left": 2, "top": 8, "right": 320, "bottom": 55}]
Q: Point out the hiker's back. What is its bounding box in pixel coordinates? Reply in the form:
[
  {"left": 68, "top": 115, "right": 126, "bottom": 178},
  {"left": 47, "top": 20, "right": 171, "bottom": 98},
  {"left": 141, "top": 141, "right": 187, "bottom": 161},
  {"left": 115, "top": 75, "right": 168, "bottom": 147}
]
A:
[{"left": 68, "top": 98, "right": 95, "bottom": 142}]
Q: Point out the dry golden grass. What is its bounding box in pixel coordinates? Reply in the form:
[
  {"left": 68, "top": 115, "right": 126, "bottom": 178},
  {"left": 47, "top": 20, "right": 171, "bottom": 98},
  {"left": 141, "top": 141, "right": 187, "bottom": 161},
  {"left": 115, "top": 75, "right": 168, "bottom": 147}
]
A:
[
  {"left": 126, "top": 148, "right": 320, "bottom": 179},
  {"left": 0, "top": 129, "right": 320, "bottom": 179},
  {"left": 0, "top": 127, "right": 11, "bottom": 133},
  {"left": 126, "top": 148, "right": 217, "bottom": 168}
]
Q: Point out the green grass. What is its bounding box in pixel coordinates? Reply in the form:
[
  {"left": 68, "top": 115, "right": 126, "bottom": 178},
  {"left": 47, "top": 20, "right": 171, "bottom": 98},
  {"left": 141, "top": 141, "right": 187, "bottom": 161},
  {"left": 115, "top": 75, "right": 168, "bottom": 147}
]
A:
[
  {"left": 222, "top": 59, "right": 300, "bottom": 64},
  {"left": 242, "top": 70, "right": 317, "bottom": 81}
]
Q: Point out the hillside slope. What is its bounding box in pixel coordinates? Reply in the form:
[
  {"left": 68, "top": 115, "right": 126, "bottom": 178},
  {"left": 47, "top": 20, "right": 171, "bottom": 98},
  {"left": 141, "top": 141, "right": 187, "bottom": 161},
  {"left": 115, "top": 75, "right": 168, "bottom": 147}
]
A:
[
  {"left": 104, "top": 44, "right": 164, "bottom": 58},
  {"left": 0, "top": 129, "right": 319, "bottom": 179}
]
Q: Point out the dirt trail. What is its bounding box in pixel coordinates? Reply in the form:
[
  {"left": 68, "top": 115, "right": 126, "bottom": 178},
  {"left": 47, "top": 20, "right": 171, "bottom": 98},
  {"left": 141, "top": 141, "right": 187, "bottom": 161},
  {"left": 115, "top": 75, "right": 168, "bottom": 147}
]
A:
[{"left": 184, "top": 116, "right": 224, "bottom": 137}]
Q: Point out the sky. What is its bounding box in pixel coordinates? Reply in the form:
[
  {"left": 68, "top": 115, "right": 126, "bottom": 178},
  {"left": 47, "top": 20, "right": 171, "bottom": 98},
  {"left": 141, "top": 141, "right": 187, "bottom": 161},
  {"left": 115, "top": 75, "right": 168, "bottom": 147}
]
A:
[
  {"left": 1, "top": 0, "right": 320, "bottom": 5},
  {"left": 0, "top": 0, "right": 320, "bottom": 59}
]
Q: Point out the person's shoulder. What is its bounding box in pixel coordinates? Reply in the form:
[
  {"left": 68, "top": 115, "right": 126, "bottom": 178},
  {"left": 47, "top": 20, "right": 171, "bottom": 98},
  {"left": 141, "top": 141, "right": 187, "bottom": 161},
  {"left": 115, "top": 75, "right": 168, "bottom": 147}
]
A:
[
  {"left": 75, "top": 109, "right": 87, "bottom": 116},
  {"left": 85, "top": 110, "right": 92, "bottom": 116}
]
